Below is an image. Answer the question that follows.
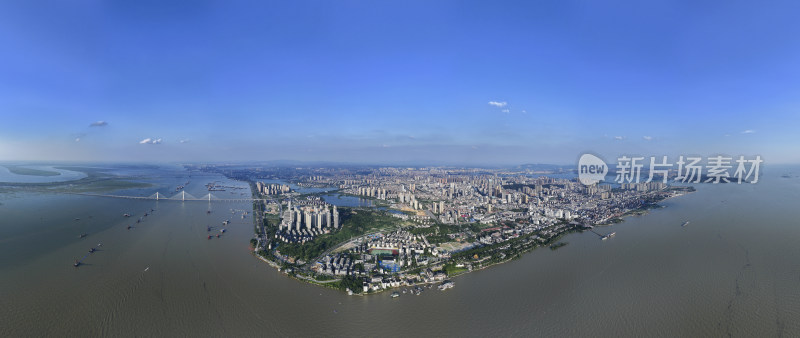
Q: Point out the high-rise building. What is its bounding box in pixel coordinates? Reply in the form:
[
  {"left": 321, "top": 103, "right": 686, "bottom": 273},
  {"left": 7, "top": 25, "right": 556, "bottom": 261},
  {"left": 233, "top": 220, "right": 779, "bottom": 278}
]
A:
[
  {"left": 333, "top": 205, "right": 339, "bottom": 229},
  {"left": 326, "top": 210, "right": 332, "bottom": 228}
]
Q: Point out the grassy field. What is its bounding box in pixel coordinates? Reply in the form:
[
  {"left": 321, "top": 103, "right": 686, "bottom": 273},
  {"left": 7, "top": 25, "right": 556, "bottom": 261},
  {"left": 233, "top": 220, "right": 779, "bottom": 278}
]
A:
[
  {"left": 443, "top": 263, "right": 469, "bottom": 276},
  {"left": 4, "top": 166, "right": 61, "bottom": 176}
]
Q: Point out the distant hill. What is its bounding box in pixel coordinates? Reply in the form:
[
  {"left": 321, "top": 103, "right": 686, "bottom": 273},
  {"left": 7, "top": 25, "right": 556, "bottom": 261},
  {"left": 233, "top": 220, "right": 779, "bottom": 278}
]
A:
[{"left": 515, "top": 163, "right": 574, "bottom": 171}]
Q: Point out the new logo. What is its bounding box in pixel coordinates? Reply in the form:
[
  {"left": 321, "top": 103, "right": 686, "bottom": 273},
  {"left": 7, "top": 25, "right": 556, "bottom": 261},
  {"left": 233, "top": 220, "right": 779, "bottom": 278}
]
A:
[{"left": 578, "top": 153, "right": 607, "bottom": 185}]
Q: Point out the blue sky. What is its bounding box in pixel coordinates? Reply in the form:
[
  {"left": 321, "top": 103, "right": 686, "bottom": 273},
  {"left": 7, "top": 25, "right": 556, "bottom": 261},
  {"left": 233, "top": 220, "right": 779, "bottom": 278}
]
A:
[{"left": 1, "top": 1, "right": 799, "bottom": 165}]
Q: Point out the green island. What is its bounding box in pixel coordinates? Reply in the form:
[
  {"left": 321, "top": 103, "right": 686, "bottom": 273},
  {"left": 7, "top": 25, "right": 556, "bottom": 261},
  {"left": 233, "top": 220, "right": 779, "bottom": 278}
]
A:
[
  {"left": 0, "top": 166, "right": 151, "bottom": 193},
  {"left": 4, "top": 165, "right": 61, "bottom": 176}
]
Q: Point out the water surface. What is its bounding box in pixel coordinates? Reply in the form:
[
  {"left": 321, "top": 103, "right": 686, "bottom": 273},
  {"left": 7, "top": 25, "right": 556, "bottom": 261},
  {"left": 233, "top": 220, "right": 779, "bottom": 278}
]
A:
[{"left": 1, "top": 165, "right": 799, "bottom": 336}]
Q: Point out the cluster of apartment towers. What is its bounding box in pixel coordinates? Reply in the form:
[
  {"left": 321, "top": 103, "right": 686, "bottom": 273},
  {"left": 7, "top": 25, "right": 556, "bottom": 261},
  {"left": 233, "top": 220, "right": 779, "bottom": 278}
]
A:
[
  {"left": 276, "top": 200, "right": 340, "bottom": 243},
  {"left": 255, "top": 182, "right": 290, "bottom": 195},
  {"left": 355, "top": 186, "right": 445, "bottom": 213}
]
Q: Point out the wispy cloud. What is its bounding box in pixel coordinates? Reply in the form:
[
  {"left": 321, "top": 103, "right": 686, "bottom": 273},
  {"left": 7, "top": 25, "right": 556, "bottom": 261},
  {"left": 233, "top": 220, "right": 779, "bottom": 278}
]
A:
[
  {"left": 741, "top": 129, "right": 756, "bottom": 134},
  {"left": 75, "top": 138, "right": 81, "bottom": 142},
  {"left": 139, "top": 138, "right": 163, "bottom": 144},
  {"left": 614, "top": 136, "right": 624, "bottom": 140},
  {"left": 89, "top": 121, "right": 108, "bottom": 127},
  {"left": 488, "top": 101, "right": 507, "bottom": 107},
  {"left": 642, "top": 136, "right": 653, "bottom": 141},
  {"left": 501, "top": 109, "right": 510, "bottom": 113},
  {"left": 179, "top": 139, "right": 190, "bottom": 144}
]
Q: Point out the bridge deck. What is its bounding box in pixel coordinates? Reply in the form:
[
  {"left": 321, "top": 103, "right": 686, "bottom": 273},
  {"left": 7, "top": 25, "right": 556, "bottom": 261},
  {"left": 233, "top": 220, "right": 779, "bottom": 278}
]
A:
[{"left": 69, "top": 192, "right": 264, "bottom": 202}]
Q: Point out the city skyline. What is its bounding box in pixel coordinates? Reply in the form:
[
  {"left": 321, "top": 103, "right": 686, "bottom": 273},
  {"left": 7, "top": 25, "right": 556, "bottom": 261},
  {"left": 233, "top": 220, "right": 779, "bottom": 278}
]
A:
[{"left": 1, "top": 1, "right": 799, "bottom": 164}]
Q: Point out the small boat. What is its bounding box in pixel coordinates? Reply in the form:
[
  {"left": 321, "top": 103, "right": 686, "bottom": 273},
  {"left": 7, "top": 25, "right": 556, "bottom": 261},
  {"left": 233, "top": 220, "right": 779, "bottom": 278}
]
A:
[
  {"left": 127, "top": 225, "right": 132, "bottom": 230},
  {"left": 601, "top": 232, "right": 616, "bottom": 240},
  {"left": 391, "top": 292, "right": 400, "bottom": 298},
  {"left": 216, "top": 234, "right": 221, "bottom": 238},
  {"left": 74, "top": 218, "right": 80, "bottom": 221},
  {"left": 89, "top": 248, "right": 96, "bottom": 253},
  {"left": 144, "top": 267, "right": 149, "bottom": 272},
  {"left": 123, "top": 213, "right": 131, "bottom": 217},
  {"left": 73, "top": 260, "right": 80, "bottom": 267},
  {"left": 220, "top": 229, "right": 226, "bottom": 233},
  {"left": 78, "top": 233, "right": 87, "bottom": 239},
  {"left": 681, "top": 221, "right": 690, "bottom": 227},
  {"left": 207, "top": 226, "right": 212, "bottom": 232},
  {"left": 207, "top": 210, "right": 211, "bottom": 214},
  {"left": 207, "top": 235, "right": 212, "bottom": 240},
  {"left": 97, "top": 243, "right": 102, "bottom": 247}
]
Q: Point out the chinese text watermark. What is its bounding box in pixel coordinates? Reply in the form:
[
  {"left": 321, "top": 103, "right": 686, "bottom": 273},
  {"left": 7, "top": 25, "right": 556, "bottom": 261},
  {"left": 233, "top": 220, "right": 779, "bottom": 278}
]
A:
[{"left": 578, "top": 154, "right": 763, "bottom": 185}]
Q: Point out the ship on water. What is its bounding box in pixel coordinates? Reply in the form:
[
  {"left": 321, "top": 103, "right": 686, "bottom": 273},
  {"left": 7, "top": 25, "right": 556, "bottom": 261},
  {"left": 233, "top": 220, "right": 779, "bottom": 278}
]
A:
[
  {"left": 601, "top": 232, "right": 616, "bottom": 240},
  {"left": 681, "top": 221, "right": 690, "bottom": 227}
]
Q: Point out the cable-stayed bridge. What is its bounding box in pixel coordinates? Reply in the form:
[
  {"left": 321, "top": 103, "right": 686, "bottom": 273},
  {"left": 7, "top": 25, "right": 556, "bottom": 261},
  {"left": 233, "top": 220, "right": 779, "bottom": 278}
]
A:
[{"left": 70, "top": 191, "right": 264, "bottom": 203}]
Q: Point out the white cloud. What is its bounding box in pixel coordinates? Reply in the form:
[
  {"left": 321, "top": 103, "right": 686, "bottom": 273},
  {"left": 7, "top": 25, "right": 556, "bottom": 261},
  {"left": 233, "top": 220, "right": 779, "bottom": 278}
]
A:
[
  {"left": 89, "top": 121, "right": 108, "bottom": 127},
  {"left": 179, "top": 139, "right": 189, "bottom": 144},
  {"left": 643, "top": 136, "right": 653, "bottom": 141},
  {"left": 614, "top": 136, "right": 624, "bottom": 140},
  {"left": 741, "top": 129, "right": 756, "bottom": 134},
  {"left": 75, "top": 138, "right": 81, "bottom": 142},
  {"left": 488, "top": 101, "right": 507, "bottom": 107},
  {"left": 521, "top": 110, "right": 527, "bottom": 114},
  {"left": 139, "top": 138, "right": 163, "bottom": 144},
  {"left": 501, "top": 109, "right": 510, "bottom": 113}
]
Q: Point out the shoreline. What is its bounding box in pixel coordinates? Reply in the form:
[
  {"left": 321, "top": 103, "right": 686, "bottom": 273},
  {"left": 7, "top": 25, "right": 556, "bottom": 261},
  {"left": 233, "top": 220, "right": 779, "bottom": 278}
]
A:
[{"left": 248, "top": 181, "right": 694, "bottom": 295}]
